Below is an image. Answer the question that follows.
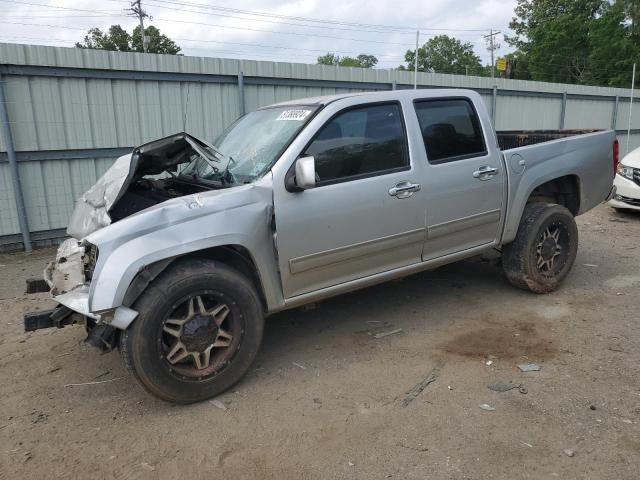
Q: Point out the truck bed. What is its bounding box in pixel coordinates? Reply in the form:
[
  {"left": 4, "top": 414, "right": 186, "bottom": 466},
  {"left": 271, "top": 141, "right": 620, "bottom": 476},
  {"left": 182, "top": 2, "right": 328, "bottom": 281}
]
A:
[{"left": 497, "top": 129, "right": 603, "bottom": 150}]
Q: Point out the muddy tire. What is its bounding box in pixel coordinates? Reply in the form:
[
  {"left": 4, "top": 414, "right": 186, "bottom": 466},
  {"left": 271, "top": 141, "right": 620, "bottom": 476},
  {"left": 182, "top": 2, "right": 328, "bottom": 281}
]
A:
[
  {"left": 502, "top": 203, "right": 578, "bottom": 294},
  {"left": 119, "top": 258, "right": 263, "bottom": 404}
]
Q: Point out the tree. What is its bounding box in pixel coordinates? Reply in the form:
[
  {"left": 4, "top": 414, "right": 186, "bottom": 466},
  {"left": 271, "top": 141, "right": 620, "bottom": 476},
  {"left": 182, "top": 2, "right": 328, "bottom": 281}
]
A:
[
  {"left": 503, "top": 51, "right": 531, "bottom": 80},
  {"left": 131, "top": 25, "right": 180, "bottom": 54},
  {"left": 317, "top": 52, "right": 378, "bottom": 68},
  {"left": 76, "top": 24, "right": 181, "bottom": 54},
  {"left": 507, "top": 0, "right": 605, "bottom": 84},
  {"left": 587, "top": 1, "right": 640, "bottom": 87},
  {"left": 400, "top": 35, "right": 483, "bottom": 75},
  {"left": 507, "top": 0, "right": 639, "bottom": 87}
]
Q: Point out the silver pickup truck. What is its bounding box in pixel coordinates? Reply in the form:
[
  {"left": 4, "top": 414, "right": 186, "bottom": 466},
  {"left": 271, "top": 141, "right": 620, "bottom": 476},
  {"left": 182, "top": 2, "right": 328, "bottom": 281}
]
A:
[{"left": 24, "top": 89, "right": 618, "bottom": 403}]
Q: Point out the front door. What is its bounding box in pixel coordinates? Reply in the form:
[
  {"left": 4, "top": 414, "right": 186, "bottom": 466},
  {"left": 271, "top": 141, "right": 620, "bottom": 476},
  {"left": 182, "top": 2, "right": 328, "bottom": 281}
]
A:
[
  {"left": 273, "top": 102, "right": 426, "bottom": 299},
  {"left": 412, "top": 97, "right": 506, "bottom": 259}
]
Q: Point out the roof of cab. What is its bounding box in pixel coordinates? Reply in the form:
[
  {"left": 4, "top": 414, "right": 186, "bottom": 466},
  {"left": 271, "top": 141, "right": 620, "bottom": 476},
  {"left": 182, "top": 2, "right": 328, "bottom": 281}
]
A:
[{"left": 261, "top": 88, "right": 477, "bottom": 109}]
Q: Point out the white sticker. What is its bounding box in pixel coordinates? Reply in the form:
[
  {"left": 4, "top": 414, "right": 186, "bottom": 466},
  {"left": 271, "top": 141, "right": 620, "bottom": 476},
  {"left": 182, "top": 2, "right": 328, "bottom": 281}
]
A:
[{"left": 277, "top": 109, "right": 312, "bottom": 121}]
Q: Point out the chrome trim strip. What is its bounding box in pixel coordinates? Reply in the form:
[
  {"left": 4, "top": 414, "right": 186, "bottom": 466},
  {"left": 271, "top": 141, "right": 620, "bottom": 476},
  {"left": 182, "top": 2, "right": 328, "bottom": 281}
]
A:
[
  {"left": 278, "top": 242, "right": 493, "bottom": 311},
  {"left": 288, "top": 228, "right": 426, "bottom": 275},
  {"left": 428, "top": 209, "right": 501, "bottom": 240}
]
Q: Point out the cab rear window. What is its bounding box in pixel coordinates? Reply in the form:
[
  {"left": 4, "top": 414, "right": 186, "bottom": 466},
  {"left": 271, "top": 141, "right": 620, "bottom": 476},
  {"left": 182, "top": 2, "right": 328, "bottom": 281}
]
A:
[{"left": 414, "top": 99, "right": 487, "bottom": 164}]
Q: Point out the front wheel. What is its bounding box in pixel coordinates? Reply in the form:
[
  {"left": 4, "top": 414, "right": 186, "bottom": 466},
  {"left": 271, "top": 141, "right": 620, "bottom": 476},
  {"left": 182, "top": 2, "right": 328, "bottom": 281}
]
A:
[
  {"left": 502, "top": 203, "right": 578, "bottom": 293},
  {"left": 119, "top": 258, "right": 264, "bottom": 404}
]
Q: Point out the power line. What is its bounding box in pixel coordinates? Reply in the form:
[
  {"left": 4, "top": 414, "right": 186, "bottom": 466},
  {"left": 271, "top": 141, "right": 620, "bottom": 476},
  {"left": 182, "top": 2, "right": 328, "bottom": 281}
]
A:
[
  {"left": 105, "top": 0, "right": 492, "bottom": 37},
  {"left": 151, "top": 17, "right": 413, "bottom": 45},
  {"left": 2, "top": 22, "right": 89, "bottom": 31},
  {"left": 0, "top": 0, "right": 124, "bottom": 15},
  {"left": 128, "top": 0, "right": 493, "bottom": 33}
]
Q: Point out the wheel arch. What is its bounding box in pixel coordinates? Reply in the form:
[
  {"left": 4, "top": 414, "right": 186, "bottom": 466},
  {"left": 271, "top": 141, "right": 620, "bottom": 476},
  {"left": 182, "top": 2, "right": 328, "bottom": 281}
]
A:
[
  {"left": 122, "top": 245, "right": 270, "bottom": 315},
  {"left": 525, "top": 174, "right": 581, "bottom": 216},
  {"left": 502, "top": 173, "right": 582, "bottom": 244}
]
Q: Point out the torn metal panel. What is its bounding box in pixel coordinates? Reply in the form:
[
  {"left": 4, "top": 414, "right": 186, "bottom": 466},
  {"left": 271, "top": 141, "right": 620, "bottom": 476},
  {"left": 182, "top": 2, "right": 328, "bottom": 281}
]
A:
[
  {"left": 66, "top": 133, "right": 225, "bottom": 239},
  {"left": 44, "top": 238, "right": 85, "bottom": 295},
  {"left": 67, "top": 154, "right": 132, "bottom": 239},
  {"left": 85, "top": 175, "right": 281, "bottom": 314}
]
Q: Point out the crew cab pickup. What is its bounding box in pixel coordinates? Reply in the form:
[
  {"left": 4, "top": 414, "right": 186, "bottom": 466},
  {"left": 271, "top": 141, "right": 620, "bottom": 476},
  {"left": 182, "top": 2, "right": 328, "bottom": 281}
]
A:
[{"left": 24, "top": 89, "right": 618, "bottom": 403}]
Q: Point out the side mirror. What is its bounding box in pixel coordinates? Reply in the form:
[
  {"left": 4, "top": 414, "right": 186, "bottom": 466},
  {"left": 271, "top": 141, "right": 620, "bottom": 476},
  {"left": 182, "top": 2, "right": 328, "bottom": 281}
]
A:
[{"left": 294, "top": 156, "right": 316, "bottom": 190}]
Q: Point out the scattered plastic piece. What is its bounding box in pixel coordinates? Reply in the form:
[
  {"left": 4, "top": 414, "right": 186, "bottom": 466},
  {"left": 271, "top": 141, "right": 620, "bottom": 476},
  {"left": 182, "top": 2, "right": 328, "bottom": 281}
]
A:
[
  {"left": 374, "top": 328, "right": 403, "bottom": 339},
  {"left": 209, "top": 399, "right": 228, "bottom": 411},
  {"left": 518, "top": 363, "right": 541, "bottom": 372},
  {"left": 479, "top": 403, "right": 496, "bottom": 411},
  {"left": 563, "top": 449, "right": 575, "bottom": 457},
  {"left": 488, "top": 383, "right": 518, "bottom": 392}
]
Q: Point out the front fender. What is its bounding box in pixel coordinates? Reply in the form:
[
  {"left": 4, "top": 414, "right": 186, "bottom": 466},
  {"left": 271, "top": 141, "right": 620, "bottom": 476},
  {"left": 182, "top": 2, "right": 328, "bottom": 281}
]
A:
[{"left": 86, "top": 176, "right": 282, "bottom": 314}]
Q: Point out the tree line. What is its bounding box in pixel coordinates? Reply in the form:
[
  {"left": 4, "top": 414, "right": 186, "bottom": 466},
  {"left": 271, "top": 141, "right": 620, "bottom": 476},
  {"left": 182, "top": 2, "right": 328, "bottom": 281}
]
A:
[
  {"left": 75, "top": 0, "right": 639, "bottom": 88},
  {"left": 317, "top": 0, "right": 639, "bottom": 88}
]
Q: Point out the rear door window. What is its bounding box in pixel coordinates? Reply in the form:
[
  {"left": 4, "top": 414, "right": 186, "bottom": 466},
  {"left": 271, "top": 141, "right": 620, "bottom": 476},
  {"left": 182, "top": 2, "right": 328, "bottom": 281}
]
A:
[{"left": 414, "top": 99, "right": 487, "bottom": 164}]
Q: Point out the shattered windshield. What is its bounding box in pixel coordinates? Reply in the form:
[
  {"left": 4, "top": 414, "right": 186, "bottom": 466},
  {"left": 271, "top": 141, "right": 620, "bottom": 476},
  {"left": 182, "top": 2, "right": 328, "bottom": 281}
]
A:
[{"left": 182, "top": 105, "right": 317, "bottom": 184}]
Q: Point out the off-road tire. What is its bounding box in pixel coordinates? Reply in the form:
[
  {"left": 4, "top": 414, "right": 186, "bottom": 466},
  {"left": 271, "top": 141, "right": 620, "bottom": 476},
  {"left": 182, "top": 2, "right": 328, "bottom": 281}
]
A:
[
  {"left": 502, "top": 203, "right": 578, "bottom": 293},
  {"left": 119, "top": 258, "right": 263, "bottom": 404}
]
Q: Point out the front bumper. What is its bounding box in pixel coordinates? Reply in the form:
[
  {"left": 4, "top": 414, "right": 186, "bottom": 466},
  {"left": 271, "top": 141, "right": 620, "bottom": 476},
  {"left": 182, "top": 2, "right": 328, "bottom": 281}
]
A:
[
  {"left": 24, "top": 238, "right": 138, "bottom": 332},
  {"left": 609, "top": 174, "right": 640, "bottom": 211}
]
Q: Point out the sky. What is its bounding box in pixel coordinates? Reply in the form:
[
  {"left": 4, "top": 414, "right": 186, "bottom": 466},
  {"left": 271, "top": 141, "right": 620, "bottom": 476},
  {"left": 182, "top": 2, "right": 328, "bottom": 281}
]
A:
[{"left": 1, "top": 0, "right": 518, "bottom": 69}]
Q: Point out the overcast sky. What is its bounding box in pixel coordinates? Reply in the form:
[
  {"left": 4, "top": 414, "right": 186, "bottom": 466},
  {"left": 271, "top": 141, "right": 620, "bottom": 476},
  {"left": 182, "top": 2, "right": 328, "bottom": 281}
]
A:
[{"left": 1, "top": 0, "right": 517, "bottom": 68}]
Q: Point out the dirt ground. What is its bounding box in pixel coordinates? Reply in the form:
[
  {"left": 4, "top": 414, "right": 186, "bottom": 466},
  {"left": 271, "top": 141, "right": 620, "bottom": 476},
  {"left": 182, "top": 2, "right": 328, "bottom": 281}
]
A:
[{"left": 0, "top": 204, "right": 638, "bottom": 479}]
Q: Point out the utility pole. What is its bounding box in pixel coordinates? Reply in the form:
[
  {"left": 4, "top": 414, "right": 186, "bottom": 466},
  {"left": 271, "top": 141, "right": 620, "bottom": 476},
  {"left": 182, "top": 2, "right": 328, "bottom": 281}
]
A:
[
  {"left": 129, "top": 0, "right": 149, "bottom": 53},
  {"left": 484, "top": 29, "right": 501, "bottom": 78},
  {"left": 414, "top": 30, "right": 420, "bottom": 89},
  {"left": 627, "top": 63, "right": 636, "bottom": 154}
]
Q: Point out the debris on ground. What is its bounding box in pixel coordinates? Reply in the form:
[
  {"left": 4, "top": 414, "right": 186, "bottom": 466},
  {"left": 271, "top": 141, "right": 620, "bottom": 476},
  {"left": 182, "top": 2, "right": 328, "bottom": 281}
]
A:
[
  {"left": 589, "top": 405, "right": 597, "bottom": 410},
  {"left": 563, "top": 449, "right": 575, "bottom": 457},
  {"left": 518, "top": 363, "right": 541, "bottom": 372},
  {"left": 93, "top": 370, "right": 111, "bottom": 379},
  {"left": 292, "top": 362, "right": 307, "bottom": 370},
  {"left": 583, "top": 264, "right": 599, "bottom": 268},
  {"left": 209, "top": 399, "right": 228, "bottom": 411},
  {"left": 374, "top": 328, "right": 403, "bottom": 339},
  {"left": 479, "top": 403, "right": 496, "bottom": 411},
  {"left": 400, "top": 363, "right": 443, "bottom": 407},
  {"left": 140, "top": 462, "right": 156, "bottom": 471},
  {"left": 488, "top": 382, "right": 527, "bottom": 394},
  {"left": 64, "top": 377, "right": 123, "bottom": 387},
  {"left": 484, "top": 360, "right": 493, "bottom": 366}
]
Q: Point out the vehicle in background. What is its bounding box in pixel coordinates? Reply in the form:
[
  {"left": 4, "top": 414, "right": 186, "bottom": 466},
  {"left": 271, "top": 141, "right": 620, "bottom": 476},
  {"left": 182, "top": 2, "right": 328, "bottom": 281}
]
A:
[
  {"left": 24, "top": 89, "right": 618, "bottom": 403},
  {"left": 609, "top": 146, "right": 640, "bottom": 211}
]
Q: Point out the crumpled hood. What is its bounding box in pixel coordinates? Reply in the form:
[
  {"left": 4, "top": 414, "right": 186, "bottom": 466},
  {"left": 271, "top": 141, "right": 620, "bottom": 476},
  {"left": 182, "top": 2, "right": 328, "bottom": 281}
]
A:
[
  {"left": 67, "top": 154, "right": 132, "bottom": 239},
  {"left": 83, "top": 182, "right": 265, "bottom": 256},
  {"left": 66, "top": 133, "right": 220, "bottom": 239}
]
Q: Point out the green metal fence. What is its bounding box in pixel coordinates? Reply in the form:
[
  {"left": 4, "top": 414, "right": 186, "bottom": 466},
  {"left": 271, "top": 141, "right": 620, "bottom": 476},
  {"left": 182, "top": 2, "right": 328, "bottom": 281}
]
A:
[{"left": 1, "top": 43, "right": 638, "bottom": 251}]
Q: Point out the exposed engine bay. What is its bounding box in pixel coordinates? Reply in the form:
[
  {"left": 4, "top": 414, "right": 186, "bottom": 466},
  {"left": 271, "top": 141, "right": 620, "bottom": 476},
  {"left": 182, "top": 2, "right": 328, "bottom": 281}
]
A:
[
  {"left": 67, "top": 133, "right": 229, "bottom": 238},
  {"left": 109, "top": 177, "right": 210, "bottom": 221}
]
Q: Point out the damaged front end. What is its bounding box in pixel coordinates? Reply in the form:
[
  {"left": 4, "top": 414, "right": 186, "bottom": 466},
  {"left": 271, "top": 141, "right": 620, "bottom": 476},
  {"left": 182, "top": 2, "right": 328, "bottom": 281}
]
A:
[
  {"left": 67, "top": 132, "right": 226, "bottom": 238},
  {"left": 24, "top": 132, "right": 237, "bottom": 350}
]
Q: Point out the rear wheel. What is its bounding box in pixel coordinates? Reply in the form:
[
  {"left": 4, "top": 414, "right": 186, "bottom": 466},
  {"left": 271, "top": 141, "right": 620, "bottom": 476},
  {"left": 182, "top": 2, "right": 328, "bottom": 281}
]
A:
[
  {"left": 502, "top": 203, "right": 578, "bottom": 293},
  {"left": 119, "top": 258, "right": 263, "bottom": 404}
]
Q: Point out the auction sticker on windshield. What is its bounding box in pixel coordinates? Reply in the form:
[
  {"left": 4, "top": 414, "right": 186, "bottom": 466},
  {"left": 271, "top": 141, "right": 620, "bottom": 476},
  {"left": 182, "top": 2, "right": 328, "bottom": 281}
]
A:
[{"left": 277, "top": 109, "right": 312, "bottom": 121}]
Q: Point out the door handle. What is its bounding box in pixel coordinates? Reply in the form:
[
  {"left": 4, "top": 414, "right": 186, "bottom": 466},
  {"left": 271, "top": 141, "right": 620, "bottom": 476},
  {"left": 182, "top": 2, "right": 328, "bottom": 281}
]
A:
[
  {"left": 473, "top": 165, "right": 498, "bottom": 180},
  {"left": 389, "top": 181, "right": 421, "bottom": 199}
]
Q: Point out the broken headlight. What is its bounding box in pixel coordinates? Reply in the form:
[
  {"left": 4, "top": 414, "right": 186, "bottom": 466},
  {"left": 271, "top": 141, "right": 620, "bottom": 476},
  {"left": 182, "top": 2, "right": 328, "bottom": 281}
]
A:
[{"left": 83, "top": 243, "right": 99, "bottom": 281}]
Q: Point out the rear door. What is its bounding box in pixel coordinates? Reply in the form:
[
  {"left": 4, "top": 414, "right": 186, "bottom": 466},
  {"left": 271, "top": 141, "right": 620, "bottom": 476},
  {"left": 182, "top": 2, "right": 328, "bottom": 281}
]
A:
[
  {"left": 273, "top": 101, "right": 427, "bottom": 298},
  {"left": 412, "top": 97, "right": 506, "bottom": 259}
]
